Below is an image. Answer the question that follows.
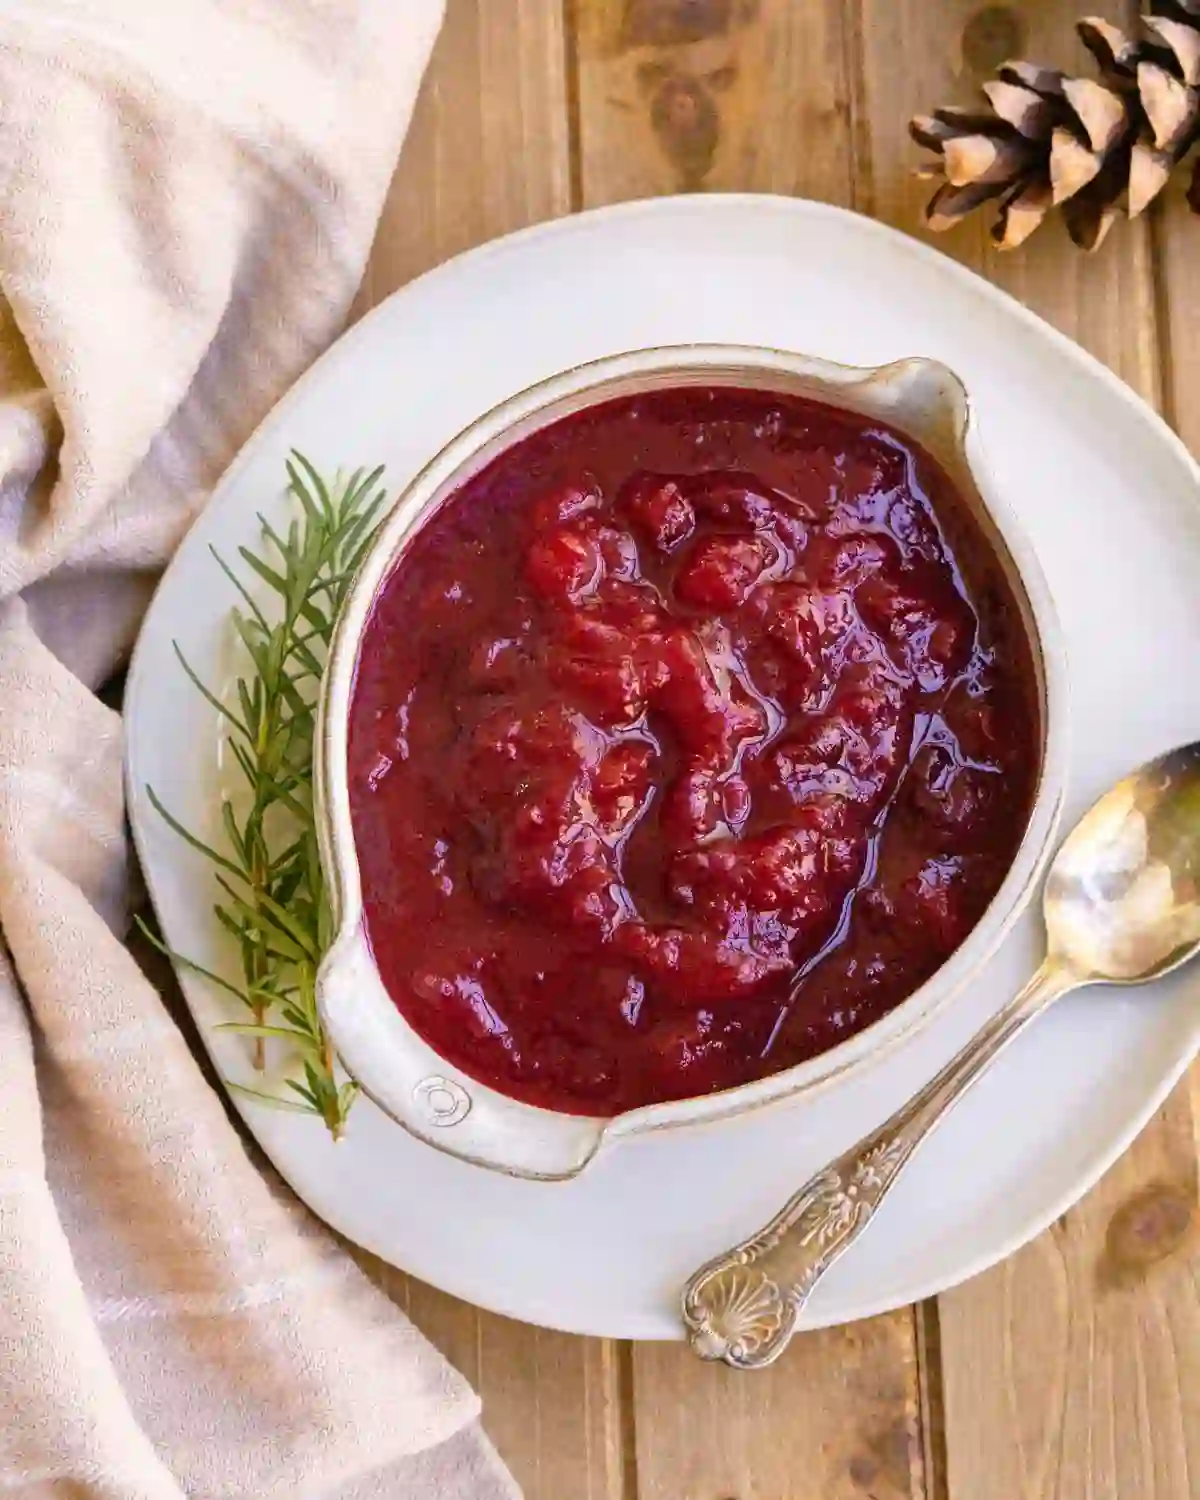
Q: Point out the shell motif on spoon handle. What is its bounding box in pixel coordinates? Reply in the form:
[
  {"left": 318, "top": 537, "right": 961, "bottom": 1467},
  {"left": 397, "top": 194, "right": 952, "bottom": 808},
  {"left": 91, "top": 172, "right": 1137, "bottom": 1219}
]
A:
[{"left": 681, "top": 959, "right": 1080, "bottom": 1369}]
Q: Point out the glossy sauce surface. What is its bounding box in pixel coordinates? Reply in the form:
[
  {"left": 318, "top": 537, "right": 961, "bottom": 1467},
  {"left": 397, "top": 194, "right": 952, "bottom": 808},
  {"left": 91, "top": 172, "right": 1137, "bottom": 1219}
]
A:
[{"left": 347, "top": 387, "right": 1040, "bottom": 1115}]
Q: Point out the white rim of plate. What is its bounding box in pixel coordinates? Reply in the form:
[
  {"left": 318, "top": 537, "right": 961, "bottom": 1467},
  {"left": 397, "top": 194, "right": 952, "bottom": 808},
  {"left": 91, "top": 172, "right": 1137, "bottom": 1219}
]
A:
[{"left": 125, "top": 194, "right": 1200, "bottom": 1336}]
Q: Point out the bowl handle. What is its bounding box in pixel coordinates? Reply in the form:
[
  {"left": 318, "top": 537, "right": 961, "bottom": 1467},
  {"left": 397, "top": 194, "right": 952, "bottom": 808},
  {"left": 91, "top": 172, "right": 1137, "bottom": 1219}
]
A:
[
  {"left": 316, "top": 924, "right": 610, "bottom": 1180},
  {"left": 852, "top": 357, "right": 971, "bottom": 469}
]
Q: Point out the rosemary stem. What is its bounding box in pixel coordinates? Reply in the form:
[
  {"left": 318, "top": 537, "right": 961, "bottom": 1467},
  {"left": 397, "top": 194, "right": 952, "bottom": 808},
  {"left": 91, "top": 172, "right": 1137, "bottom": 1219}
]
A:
[{"left": 150, "top": 454, "right": 386, "bottom": 1137}]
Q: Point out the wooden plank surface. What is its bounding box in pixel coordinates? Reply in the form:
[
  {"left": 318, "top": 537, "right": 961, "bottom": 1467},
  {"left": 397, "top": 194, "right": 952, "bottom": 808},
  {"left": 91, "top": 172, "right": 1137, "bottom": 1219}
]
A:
[
  {"left": 357, "top": 0, "right": 572, "bottom": 306},
  {"left": 573, "top": 0, "right": 860, "bottom": 207},
  {"left": 352, "top": 2, "right": 1200, "bottom": 1497},
  {"left": 855, "top": 4, "right": 1200, "bottom": 1498},
  {"left": 629, "top": 1317, "right": 925, "bottom": 1500}
]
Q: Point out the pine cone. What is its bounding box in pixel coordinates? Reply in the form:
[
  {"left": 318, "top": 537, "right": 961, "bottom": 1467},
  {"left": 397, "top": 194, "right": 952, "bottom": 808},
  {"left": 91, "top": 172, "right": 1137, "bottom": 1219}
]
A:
[{"left": 911, "top": 3, "right": 1200, "bottom": 250}]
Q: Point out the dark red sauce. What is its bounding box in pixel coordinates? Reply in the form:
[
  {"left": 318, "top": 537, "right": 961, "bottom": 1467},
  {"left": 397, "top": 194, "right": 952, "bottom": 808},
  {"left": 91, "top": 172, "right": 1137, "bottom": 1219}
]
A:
[{"left": 348, "top": 387, "right": 1040, "bottom": 1116}]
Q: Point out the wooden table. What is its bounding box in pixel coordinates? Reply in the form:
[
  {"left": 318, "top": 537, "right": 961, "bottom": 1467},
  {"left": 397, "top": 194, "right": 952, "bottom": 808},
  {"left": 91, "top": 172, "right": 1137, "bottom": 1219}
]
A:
[{"left": 350, "top": 4, "right": 1200, "bottom": 1495}]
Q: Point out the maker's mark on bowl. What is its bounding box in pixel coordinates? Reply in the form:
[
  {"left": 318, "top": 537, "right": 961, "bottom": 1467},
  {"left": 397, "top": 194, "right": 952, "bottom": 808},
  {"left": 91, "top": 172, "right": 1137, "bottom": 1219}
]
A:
[{"left": 414, "top": 1075, "right": 472, "bottom": 1127}]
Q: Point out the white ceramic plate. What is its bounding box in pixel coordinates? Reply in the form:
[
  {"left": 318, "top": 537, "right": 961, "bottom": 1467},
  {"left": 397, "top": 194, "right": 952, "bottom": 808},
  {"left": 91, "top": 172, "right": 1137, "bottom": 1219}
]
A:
[{"left": 126, "top": 195, "right": 1200, "bottom": 1340}]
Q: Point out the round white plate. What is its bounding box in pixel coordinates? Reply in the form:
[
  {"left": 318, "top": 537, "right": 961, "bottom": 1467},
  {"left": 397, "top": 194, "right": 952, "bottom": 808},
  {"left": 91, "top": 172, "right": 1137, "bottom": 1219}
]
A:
[{"left": 126, "top": 195, "right": 1200, "bottom": 1339}]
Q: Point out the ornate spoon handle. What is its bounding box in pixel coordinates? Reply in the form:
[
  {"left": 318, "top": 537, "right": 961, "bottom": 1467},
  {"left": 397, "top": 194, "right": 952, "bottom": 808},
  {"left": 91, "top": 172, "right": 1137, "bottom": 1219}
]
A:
[{"left": 682, "top": 959, "right": 1079, "bottom": 1368}]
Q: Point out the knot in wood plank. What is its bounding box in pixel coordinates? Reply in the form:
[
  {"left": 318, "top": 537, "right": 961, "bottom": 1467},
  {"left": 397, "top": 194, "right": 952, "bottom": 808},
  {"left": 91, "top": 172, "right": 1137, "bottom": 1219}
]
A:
[
  {"left": 641, "top": 67, "right": 723, "bottom": 187},
  {"left": 621, "top": 0, "right": 756, "bottom": 49},
  {"left": 1103, "top": 1182, "right": 1196, "bottom": 1286}
]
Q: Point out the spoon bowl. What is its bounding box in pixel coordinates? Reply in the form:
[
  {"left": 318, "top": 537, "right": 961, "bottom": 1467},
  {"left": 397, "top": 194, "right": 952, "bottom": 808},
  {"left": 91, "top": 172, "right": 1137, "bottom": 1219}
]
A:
[
  {"left": 682, "top": 740, "right": 1200, "bottom": 1369},
  {"left": 1046, "top": 743, "right": 1200, "bottom": 984}
]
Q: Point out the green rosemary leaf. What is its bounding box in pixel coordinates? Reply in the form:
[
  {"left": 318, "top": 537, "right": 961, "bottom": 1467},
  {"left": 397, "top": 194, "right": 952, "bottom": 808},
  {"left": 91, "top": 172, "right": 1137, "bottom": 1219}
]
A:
[
  {"left": 234, "top": 682, "right": 259, "bottom": 746},
  {"left": 284, "top": 517, "right": 302, "bottom": 566},
  {"left": 145, "top": 786, "right": 247, "bottom": 881},
  {"left": 256, "top": 780, "right": 310, "bottom": 826},
  {"left": 288, "top": 450, "right": 334, "bottom": 524},
  {"left": 269, "top": 832, "right": 309, "bottom": 871},
  {"left": 284, "top": 1076, "right": 321, "bottom": 1108},
  {"left": 346, "top": 527, "right": 386, "bottom": 579},
  {"left": 253, "top": 519, "right": 339, "bottom": 638},
  {"left": 212, "top": 878, "right": 312, "bottom": 964},
  {"left": 227, "top": 1082, "right": 315, "bottom": 1115},
  {"left": 209, "top": 544, "right": 269, "bottom": 629},
  {"left": 134, "top": 916, "right": 256, "bottom": 1009},
  {"left": 172, "top": 642, "right": 250, "bottom": 740},
  {"left": 341, "top": 488, "right": 387, "bottom": 551},
  {"left": 216, "top": 1022, "right": 321, "bottom": 1052},
  {"left": 268, "top": 671, "right": 309, "bottom": 722},
  {"left": 287, "top": 472, "right": 325, "bottom": 533},
  {"left": 230, "top": 612, "right": 276, "bottom": 686},
  {"left": 344, "top": 464, "right": 385, "bottom": 511},
  {"left": 300, "top": 615, "right": 334, "bottom": 650},
  {"left": 212, "top": 903, "right": 252, "bottom": 945},
  {"left": 285, "top": 545, "right": 325, "bottom": 622},
  {"left": 237, "top": 546, "right": 291, "bottom": 601},
  {"left": 277, "top": 1000, "right": 312, "bottom": 1032},
  {"left": 227, "top": 736, "right": 260, "bottom": 793},
  {"left": 285, "top": 633, "right": 324, "bottom": 681},
  {"left": 219, "top": 801, "right": 248, "bottom": 866},
  {"left": 307, "top": 570, "right": 355, "bottom": 602},
  {"left": 257, "top": 515, "right": 293, "bottom": 565}
]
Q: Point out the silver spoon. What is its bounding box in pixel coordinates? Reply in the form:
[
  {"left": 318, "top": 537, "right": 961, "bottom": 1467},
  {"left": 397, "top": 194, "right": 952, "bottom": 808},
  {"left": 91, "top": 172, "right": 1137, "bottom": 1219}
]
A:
[{"left": 682, "top": 741, "right": 1200, "bottom": 1369}]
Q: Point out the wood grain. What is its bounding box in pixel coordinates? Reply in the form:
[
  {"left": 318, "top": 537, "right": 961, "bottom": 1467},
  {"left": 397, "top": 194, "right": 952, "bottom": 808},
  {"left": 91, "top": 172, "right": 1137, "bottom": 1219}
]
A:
[
  {"left": 573, "top": 0, "right": 860, "bottom": 208},
  {"left": 570, "top": 5, "right": 928, "bottom": 1495},
  {"left": 856, "top": 2, "right": 1200, "bottom": 1496},
  {"left": 1154, "top": 171, "right": 1200, "bottom": 454},
  {"left": 629, "top": 1321, "right": 925, "bottom": 1500},
  {"left": 352, "top": 7, "right": 626, "bottom": 1499},
  {"left": 345, "top": 1254, "right": 628, "bottom": 1500},
  {"left": 933, "top": 1111, "right": 1200, "bottom": 1500},
  {"left": 356, "top": 0, "right": 572, "bottom": 311},
  {"left": 402, "top": 1272, "right": 628, "bottom": 1500}
]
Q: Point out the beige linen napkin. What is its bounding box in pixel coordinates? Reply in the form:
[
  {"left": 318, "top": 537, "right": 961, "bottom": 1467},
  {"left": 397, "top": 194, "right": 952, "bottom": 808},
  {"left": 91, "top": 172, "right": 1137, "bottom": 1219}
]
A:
[{"left": 0, "top": 2, "right": 519, "bottom": 1497}]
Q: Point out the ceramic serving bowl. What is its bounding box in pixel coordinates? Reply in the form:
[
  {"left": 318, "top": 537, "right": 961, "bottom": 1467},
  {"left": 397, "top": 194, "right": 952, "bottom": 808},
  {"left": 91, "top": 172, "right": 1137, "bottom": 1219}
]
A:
[{"left": 314, "top": 344, "right": 1070, "bottom": 1181}]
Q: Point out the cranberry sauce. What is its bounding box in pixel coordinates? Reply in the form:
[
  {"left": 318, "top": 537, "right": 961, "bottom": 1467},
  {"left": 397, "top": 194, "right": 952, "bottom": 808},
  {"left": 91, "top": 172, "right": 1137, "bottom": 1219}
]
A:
[{"left": 347, "top": 387, "right": 1041, "bottom": 1116}]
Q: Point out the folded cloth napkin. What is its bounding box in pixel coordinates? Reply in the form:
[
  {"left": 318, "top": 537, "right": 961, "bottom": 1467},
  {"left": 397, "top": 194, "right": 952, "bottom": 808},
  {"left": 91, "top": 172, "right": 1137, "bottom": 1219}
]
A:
[{"left": 0, "top": 2, "right": 519, "bottom": 1496}]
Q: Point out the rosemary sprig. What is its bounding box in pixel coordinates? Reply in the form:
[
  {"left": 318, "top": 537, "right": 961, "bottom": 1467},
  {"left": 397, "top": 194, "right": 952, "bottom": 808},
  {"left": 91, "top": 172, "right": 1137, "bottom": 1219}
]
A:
[{"left": 141, "top": 452, "right": 388, "bottom": 1139}]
